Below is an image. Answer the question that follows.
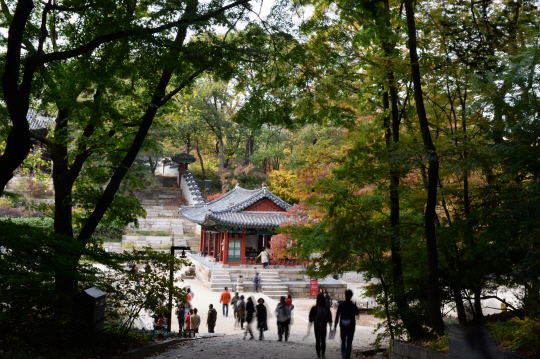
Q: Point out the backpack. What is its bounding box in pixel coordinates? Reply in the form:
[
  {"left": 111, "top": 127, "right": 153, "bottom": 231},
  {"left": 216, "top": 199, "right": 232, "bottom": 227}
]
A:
[
  {"left": 314, "top": 306, "right": 328, "bottom": 328},
  {"left": 339, "top": 302, "right": 356, "bottom": 329}
]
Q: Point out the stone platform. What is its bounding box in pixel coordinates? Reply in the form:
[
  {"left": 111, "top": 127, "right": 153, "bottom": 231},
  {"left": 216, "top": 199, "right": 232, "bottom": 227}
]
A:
[{"left": 187, "top": 253, "right": 347, "bottom": 299}]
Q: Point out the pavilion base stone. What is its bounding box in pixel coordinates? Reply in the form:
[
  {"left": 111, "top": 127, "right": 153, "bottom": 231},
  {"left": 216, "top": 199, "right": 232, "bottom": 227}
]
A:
[{"left": 190, "top": 256, "right": 347, "bottom": 298}]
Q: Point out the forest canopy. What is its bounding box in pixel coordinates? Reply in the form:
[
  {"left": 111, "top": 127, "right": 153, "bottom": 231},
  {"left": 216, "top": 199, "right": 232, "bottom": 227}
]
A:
[{"left": 1, "top": 0, "right": 540, "bottom": 355}]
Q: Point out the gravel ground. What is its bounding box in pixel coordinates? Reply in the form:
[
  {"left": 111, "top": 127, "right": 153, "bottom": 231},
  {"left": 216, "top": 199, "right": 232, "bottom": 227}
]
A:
[{"left": 149, "top": 278, "right": 385, "bottom": 359}]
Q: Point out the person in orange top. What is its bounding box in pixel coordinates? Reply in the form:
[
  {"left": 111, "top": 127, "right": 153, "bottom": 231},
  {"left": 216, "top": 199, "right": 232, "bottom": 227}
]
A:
[
  {"left": 220, "top": 287, "right": 232, "bottom": 317},
  {"left": 186, "top": 287, "right": 193, "bottom": 302},
  {"left": 185, "top": 308, "right": 193, "bottom": 330}
]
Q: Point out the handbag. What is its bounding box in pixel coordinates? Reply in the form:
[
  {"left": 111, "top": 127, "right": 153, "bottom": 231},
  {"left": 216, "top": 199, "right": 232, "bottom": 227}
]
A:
[{"left": 328, "top": 329, "right": 336, "bottom": 340}]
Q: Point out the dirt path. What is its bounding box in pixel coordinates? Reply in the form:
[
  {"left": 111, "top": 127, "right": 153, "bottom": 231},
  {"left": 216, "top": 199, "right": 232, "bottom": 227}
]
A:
[{"left": 150, "top": 278, "right": 383, "bottom": 359}]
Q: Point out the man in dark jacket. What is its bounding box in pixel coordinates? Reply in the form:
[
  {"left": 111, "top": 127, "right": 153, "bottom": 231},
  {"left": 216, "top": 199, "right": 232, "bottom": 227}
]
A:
[
  {"left": 253, "top": 273, "right": 261, "bottom": 293},
  {"left": 334, "top": 290, "right": 359, "bottom": 359},
  {"left": 207, "top": 304, "right": 217, "bottom": 333},
  {"left": 176, "top": 303, "right": 185, "bottom": 333}
]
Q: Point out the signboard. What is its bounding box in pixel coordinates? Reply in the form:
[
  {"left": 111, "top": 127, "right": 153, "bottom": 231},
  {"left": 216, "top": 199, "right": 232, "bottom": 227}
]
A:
[{"left": 310, "top": 278, "right": 318, "bottom": 298}]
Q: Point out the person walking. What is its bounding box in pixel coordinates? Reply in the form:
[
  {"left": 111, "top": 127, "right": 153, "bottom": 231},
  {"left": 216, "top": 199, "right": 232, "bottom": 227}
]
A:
[
  {"left": 231, "top": 292, "right": 240, "bottom": 320},
  {"left": 236, "top": 295, "right": 246, "bottom": 329},
  {"left": 207, "top": 304, "right": 217, "bottom": 333},
  {"left": 256, "top": 298, "right": 268, "bottom": 340},
  {"left": 176, "top": 303, "right": 186, "bottom": 332},
  {"left": 257, "top": 249, "right": 270, "bottom": 269},
  {"left": 334, "top": 289, "right": 359, "bottom": 359},
  {"left": 244, "top": 297, "right": 256, "bottom": 340},
  {"left": 324, "top": 289, "right": 332, "bottom": 308},
  {"left": 190, "top": 308, "right": 201, "bottom": 333},
  {"left": 253, "top": 273, "right": 261, "bottom": 293},
  {"left": 185, "top": 309, "right": 193, "bottom": 331},
  {"left": 275, "top": 296, "right": 291, "bottom": 341},
  {"left": 219, "top": 287, "right": 231, "bottom": 317},
  {"left": 309, "top": 293, "right": 333, "bottom": 359},
  {"left": 186, "top": 287, "right": 193, "bottom": 303},
  {"left": 184, "top": 302, "right": 191, "bottom": 325},
  {"left": 285, "top": 294, "right": 293, "bottom": 307}
]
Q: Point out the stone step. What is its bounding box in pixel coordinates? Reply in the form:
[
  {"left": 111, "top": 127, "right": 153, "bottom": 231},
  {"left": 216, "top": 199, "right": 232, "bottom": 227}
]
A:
[
  {"left": 211, "top": 275, "right": 231, "bottom": 279},
  {"left": 265, "top": 294, "right": 289, "bottom": 299},
  {"left": 211, "top": 288, "right": 229, "bottom": 292},
  {"left": 210, "top": 284, "right": 232, "bottom": 289}
]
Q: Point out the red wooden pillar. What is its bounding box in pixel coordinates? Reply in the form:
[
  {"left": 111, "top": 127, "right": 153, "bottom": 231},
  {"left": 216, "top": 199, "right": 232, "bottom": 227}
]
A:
[
  {"left": 200, "top": 228, "right": 204, "bottom": 254},
  {"left": 240, "top": 231, "right": 246, "bottom": 264},
  {"left": 223, "top": 231, "right": 229, "bottom": 264},
  {"left": 214, "top": 234, "right": 218, "bottom": 259}
]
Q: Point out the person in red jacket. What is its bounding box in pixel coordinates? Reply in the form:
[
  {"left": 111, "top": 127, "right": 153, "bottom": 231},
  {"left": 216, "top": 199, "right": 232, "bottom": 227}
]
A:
[
  {"left": 220, "top": 287, "right": 232, "bottom": 317},
  {"left": 185, "top": 309, "right": 193, "bottom": 331}
]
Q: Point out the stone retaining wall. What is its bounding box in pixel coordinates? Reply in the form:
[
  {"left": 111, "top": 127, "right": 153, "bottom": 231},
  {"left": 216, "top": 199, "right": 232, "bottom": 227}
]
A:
[
  {"left": 103, "top": 235, "right": 198, "bottom": 253},
  {"left": 192, "top": 260, "right": 347, "bottom": 298},
  {"left": 390, "top": 339, "right": 537, "bottom": 359}
]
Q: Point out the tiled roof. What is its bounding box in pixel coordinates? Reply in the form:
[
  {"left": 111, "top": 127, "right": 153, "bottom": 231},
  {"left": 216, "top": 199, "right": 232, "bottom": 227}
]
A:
[
  {"left": 181, "top": 170, "right": 205, "bottom": 205},
  {"left": 172, "top": 152, "right": 196, "bottom": 164},
  {"left": 209, "top": 211, "right": 289, "bottom": 229},
  {"left": 27, "top": 110, "right": 55, "bottom": 133},
  {"left": 178, "top": 184, "right": 291, "bottom": 229}
]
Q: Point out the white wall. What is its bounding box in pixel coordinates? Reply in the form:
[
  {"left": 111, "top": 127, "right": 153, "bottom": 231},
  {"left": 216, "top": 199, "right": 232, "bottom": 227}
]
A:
[{"left": 180, "top": 173, "right": 195, "bottom": 205}]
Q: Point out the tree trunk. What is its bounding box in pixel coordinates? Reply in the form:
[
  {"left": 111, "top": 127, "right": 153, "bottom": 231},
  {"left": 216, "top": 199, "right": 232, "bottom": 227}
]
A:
[
  {"left": 245, "top": 131, "right": 254, "bottom": 165},
  {"left": 77, "top": 0, "right": 198, "bottom": 242},
  {"left": 218, "top": 136, "right": 225, "bottom": 169},
  {"left": 473, "top": 287, "right": 484, "bottom": 320},
  {"left": 0, "top": 0, "right": 35, "bottom": 197},
  {"left": 195, "top": 141, "right": 206, "bottom": 191},
  {"left": 381, "top": 0, "right": 426, "bottom": 338},
  {"left": 404, "top": 0, "right": 445, "bottom": 335},
  {"left": 185, "top": 134, "right": 191, "bottom": 154}
]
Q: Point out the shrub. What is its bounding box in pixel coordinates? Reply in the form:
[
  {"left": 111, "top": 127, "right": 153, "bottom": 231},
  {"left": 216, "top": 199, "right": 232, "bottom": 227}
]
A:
[
  {"left": 207, "top": 192, "right": 224, "bottom": 201},
  {"left": 422, "top": 334, "right": 449, "bottom": 352},
  {"left": 487, "top": 317, "right": 540, "bottom": 356}
]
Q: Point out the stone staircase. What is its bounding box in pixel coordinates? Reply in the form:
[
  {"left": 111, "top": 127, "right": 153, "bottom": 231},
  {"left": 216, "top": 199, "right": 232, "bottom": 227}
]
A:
[
  {"left": 133, "top": 188, "right": 184, "bottom": 207},
  {"left": 209, "top": 272, "right": 233, "bottom": 292},
  {"left": 127, "top": 217, "right": 185, "bottom": 235},
  {"left": 260, "top": 272, "right": 288, "bottom": 299},
  {"left": 145, "top": 206, "right": 181, "bottom": 218},
  {"left": 174, "top": 235, "right": 200, "bottom": 251}
]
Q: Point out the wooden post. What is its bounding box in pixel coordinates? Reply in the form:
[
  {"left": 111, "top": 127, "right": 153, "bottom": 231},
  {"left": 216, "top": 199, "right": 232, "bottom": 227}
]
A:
[
  {"left": 223, "top": 231, "right": 229, "bottom": 264},
  {"left": 240, "top": 231, "right": 246, "bottom": 264},
  {"left": 200, "top": 228, "right": 204, "bottom": 254},
  {"left": 214, "top": 234, "right": 218, "bottom": 259}
]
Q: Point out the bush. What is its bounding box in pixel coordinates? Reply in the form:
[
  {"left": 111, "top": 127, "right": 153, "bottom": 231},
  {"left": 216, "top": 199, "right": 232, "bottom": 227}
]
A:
[
  {"left": 487, "top": 317, "right": 540, "bottom": 356},
  {"left": 0, "top": 220, "right": 189, "bottom": 358},
  {"left": 0, "top": 216, "right": 54, "bottom": 230}
]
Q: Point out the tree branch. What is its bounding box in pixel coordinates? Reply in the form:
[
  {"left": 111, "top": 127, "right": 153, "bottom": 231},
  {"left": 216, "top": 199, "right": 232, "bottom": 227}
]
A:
[{"left": 29, "top": 131, "right": 53, "bottom": 147}]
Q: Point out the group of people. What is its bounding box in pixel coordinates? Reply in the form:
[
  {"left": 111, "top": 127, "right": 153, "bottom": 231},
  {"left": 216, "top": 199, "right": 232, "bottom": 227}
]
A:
[
  {"left": 175, "top": 288, "right": 219, "bottom": 333},
  {"left": 219, "top": 287, "right": 292, "bottom": 341},
  {"left": 308, "top": 289, "right": 359, "bottom": 359},
  {"left": 152, "top": 313, "right": 168, "bottom": 331},
  {"left": 175, "top": 284, "right": 360, "bottom": 359}
]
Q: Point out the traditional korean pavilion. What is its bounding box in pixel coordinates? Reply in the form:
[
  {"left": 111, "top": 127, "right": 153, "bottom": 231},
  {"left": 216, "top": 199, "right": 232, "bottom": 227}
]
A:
[{"left": 178, "top": 184, "right": 292, "bottom": 266}]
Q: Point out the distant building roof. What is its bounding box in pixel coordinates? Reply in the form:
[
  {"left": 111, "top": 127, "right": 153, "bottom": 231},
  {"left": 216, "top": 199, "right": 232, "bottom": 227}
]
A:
[
  {"left": 171, "top": 152, "right": 196, "bottom": 164},
  {"left": 178, "top": 184, "right": 292, "bottom": 230}
]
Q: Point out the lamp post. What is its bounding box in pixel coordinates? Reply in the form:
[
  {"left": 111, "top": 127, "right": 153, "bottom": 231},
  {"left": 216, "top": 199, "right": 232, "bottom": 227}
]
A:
[{"left": 168, "top": 245, "right": 190, "bottom": 333}]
